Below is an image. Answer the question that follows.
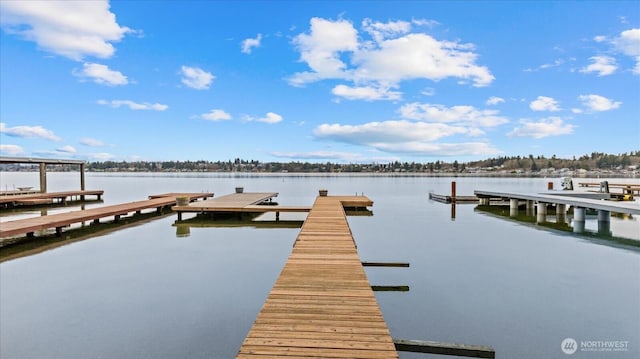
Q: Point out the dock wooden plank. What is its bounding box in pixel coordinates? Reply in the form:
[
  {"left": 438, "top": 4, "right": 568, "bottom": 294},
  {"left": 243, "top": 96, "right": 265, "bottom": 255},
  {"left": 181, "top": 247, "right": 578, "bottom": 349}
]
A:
[
  {"left": 0, "top": 192, "right": 212, "bottom": 238},
  {"left": 0, "top": 190, "right": 104, "bottom": 205},
  {"left": 236, "top": 195, "right": 397, "bottom": 359},
  {"left": 172, "top": 192, "right": 315, "bottom": 215}
]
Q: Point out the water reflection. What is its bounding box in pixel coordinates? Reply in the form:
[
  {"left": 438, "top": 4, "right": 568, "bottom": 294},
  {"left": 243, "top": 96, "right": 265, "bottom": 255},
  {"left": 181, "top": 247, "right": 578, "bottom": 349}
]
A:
[
  {"left": 0, "top": 211, "right": 172, "bottom": 262},
  {"left": 475, "top": 204, "right": 640, "bottom": 247}
]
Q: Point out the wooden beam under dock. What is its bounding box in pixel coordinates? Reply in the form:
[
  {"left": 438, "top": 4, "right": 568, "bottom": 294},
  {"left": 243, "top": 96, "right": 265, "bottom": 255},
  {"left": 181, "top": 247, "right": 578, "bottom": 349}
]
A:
[{"left": 393, "top": 338, "right": 495, "bottom": 358}]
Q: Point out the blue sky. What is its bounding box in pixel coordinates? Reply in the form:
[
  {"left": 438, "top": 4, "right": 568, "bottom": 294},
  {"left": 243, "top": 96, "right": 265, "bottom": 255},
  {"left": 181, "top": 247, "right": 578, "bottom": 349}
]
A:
[{"left": 1, "top": 1, "right": 638, "bottom": 163}]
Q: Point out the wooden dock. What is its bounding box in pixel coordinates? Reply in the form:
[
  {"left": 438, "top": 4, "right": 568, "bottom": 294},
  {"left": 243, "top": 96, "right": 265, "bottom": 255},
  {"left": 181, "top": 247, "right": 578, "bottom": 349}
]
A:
[
  {"left": 0, "top": 190, "right": 104, "bottom": 208},
  {"left": 173, "top": 192, "right": 312, "bottom": 220},
  {"left": 578, "top": 182, "right": 640, "bottom": 200},
  {"left": 429, "top": 192, "right": 478, "bottom": 204},
  {"left": 0, "top": 192, "right": 212, "bottom": 239},
  {"left": 236, "top": 194, "right": 398, "bottom": 358}
]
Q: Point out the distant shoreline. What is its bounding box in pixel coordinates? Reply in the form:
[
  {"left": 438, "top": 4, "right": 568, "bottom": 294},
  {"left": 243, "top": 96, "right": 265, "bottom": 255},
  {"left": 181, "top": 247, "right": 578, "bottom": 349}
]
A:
[{"left": 1, "top": 169, "right": 637, "bottom": 179}]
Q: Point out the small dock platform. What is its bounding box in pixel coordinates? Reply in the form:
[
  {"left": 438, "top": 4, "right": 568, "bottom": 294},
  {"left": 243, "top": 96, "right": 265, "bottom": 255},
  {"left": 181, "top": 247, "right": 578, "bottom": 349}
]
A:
[
  {"left": 173, "top": 192, "right": 312, "bottom": 221},
  {"left": 0, "top": 192, "right": 212, "bottom": 239},
  {"left": 0, "top": 190, "right": 104, "bottom": 208},
  {"left": 236, "top": 194, "right": 398, "bottom": 358},
  {"left": 429, "top": 192, "right": 478, "bottom": 204},
  {"left": 578, "top": 182, "right": 640, "bottom": 200}
]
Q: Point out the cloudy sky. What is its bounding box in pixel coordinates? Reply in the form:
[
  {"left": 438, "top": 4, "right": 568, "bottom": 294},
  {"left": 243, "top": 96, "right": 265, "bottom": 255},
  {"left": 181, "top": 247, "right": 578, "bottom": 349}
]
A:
[{"left": 0, "top": 1, "right": 638, "bottom": 163}]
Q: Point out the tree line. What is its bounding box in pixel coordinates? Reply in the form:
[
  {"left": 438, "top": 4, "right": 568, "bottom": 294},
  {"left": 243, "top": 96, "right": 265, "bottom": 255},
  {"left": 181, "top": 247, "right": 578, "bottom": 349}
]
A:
[{"left": 81, "top": 151, "right": 639, "bottom": 173}]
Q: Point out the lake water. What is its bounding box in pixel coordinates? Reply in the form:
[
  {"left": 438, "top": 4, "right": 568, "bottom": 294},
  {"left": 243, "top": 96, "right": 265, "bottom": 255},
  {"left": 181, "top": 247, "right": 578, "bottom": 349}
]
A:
[{"left": 1, "top": 172, "right": 639, "bottom": 359}]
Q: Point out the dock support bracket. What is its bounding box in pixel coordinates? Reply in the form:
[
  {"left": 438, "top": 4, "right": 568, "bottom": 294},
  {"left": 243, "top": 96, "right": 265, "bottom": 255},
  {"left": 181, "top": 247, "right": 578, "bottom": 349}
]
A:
[{"left": 393, "top": 338, "right": 495, "bottom": 358}]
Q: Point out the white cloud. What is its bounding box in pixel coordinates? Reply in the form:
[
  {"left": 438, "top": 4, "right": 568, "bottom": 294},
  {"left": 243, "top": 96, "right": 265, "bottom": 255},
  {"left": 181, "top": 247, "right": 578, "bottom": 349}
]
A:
[
  {"left": 613, "top": 28, "right": 640, "bottom": 57},
  {"left": 399, "top": 103, "right": 509, "bottom": 127},
  {"left": 288, "top": 17, "right": 493, "bottom": 91},
  {"left": 88, "top": 152, "right": 115, "bottom": 160},
  {"left": 507, "top": 117, "right": 575, "bottom": 139},
  {"left": 594, "top": 35, "right": 607, "bottom": 43},
  {"left": 180, "top": 66, "right": 214, "bottom": 90},
  {"left": 313, "top": 120, "right": 499, "bottom": 155},
  {"left": 56, "top": 145, "right": 76, "bottom": 153},
  {"left": 0, "top": 0, "right": 131, "bottom": 60},
  {"left": 0, "top": 144, "right": 24, "bottom": 155},
  {"left": 0, "top": 122, "right": 60, "bottom": 140},
  {"left": 97, "top": 99, "right": 168, "bottom": 111},
  {"left": 486, "top": 96, "right": 505, "bottom": 106},
  {"left": 530, "top": 96, "right": 561, "bottom": 112},
  {"left": 73, "top": 62, "right": 128, "bottom": 86},
  {"left": 270, "top": 150, "right": 364, "bottom": 161},
  {"left": 200, "top": 109, "right": 232, "bottom": 121},
  {"left": 580, "top": 56, "right": 617, "bottom": 76},
  {"left": 612, "top": 28, "right": 640, "bottom": 74},
  {"left": 571, "top": 108, "right": 583, "bottom": 114},
  {"left": 362, "top": 18, "right": 411, "bottom": 43},
  {"left": 289, "top": 17, "right": 359, "bottom": 86},
  {"left": 257, "top": 112, "right": 283, "bottom": 124},
  {"left": 80, "top": 137, "right": 104, "bottom": 146},
  {"left": 421, "top": 87, "right": 435, "bottom": 96},
  {"left": 241, "top": 33, "right": 262, "bottom": 54},
  {"left": 352, "top": 33, "right": 494, "bottom": 87},
  {"left": 332, "top": 84, "right": 402, "bottom": 101},
  {"left": 524, "top": 58, "right": 566, "bottom": 72},
  {"left": 370, "top": 141, "right": 500, "bottom": 156},
  {"left": 315, "top": 120, "right": 471, "bottom": 143},
  {"left": 578, "top": 94, "right": 622, "bottom": 111},
  {"left": 411, "top": 18, "right": 440, "bottom": 28}
]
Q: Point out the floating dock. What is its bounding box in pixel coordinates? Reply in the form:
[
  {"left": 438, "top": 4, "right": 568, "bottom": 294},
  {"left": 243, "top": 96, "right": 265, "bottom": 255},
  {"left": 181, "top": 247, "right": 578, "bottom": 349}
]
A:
[
  {"left": 173, "top": 192, "right": 312, "bottom": 221},
  {"left": 475, "top": 189, "right": 639, "bottom": 235},
  {"left": 577, "top": 182, "right": 640, "bottom": 200},
  {"left": 0, "top": 192, "right": 212, "bottom": 239},
  {"left": 428, "top": 192, "right": 478, "bottom": 204},
  {"left": 236, "top": 194, "right": 398, "bottom": 358},
  {"left": 0, "top": 190, "right": 104, "bottom": 208}
]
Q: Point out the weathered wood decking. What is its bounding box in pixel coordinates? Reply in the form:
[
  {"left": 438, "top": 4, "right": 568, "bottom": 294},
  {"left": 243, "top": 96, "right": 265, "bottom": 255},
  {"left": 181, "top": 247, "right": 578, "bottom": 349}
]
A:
[
  {"left": 173, "top": 192, "right": 312, "bottom": 220},
  {"left": 0, "top": 190, "right": 104, "bottom": 207},
  {"left": 236, "top": 195, "right": 398, "bottom": 359},
  {"left": 0, "top": 193, "right": 212, "bottom": 238}
]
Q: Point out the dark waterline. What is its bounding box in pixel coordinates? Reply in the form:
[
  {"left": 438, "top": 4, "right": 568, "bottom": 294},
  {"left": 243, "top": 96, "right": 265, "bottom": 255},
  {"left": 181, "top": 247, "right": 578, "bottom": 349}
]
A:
[{"left": 1, "top": 173, "right": 639, "bottom": 359}]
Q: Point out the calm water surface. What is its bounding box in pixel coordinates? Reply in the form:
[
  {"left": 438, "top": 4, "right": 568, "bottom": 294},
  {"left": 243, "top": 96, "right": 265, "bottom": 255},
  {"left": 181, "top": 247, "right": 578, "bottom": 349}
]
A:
[{"left": 1, "top": 173, "right": 639, "bottom": 358}]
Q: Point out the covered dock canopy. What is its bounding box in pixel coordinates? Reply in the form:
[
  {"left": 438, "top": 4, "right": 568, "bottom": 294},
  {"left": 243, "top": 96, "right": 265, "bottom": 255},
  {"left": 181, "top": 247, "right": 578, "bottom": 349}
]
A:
[{"left": 0, "top": 156, "right": 86, "bottom": 193}]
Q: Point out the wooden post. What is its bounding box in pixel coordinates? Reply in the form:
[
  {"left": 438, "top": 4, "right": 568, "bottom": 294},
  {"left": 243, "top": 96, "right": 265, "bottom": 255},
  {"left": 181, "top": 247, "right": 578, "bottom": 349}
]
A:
[
  {"left": 39, "top": 162, "right": 47, "bottom": 193},
  {"left": 451, "top": 181, "right": 457, "bottom": 203},
  {"left": 80, "top": 163, "right": 86, "bottom": 200}
]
